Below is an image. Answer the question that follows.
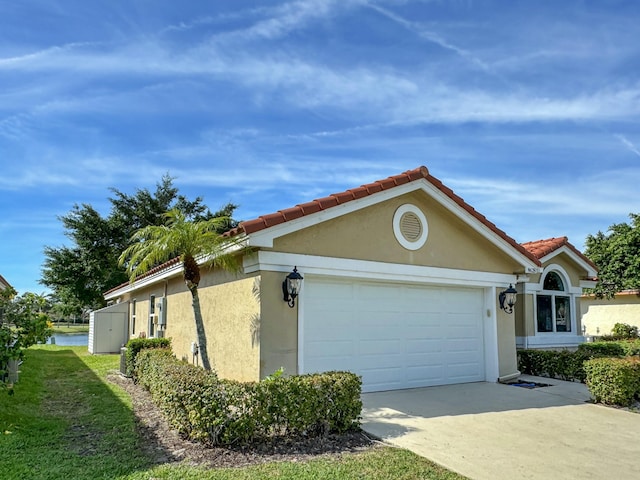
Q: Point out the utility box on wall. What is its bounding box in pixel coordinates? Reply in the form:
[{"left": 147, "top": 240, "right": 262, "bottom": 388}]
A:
[
  {"left": 89, "top": 302, "right": 129, "bottom": 354},
  {"left": 156, "top": 297, "right": 167, "bottom": 326}
]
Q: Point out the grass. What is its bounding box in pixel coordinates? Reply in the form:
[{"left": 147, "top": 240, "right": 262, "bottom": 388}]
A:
[
  {"left": 0, "top": 346, "right": 466, "bottom": 480},
  {"left": 52, "top": 324, "right": 90, "bottom": 334}
]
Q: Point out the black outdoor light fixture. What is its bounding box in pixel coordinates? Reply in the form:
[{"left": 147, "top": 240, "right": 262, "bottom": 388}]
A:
[
  {"left": 282, "top": 266, "right": 304, "bottom": 308},
  {"left": 499, "top": 284, "right": 517, "bottom": 314}
]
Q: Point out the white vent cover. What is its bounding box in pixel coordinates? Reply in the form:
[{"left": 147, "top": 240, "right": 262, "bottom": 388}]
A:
[{"left": 393, "top": 204, "right": 428, "bottom": 250}]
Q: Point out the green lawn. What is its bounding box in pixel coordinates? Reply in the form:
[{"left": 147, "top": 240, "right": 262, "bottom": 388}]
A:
[
  {"left": 0, "top": 346, "right": 466, "bottom": 480},
  {"left": 52, "top": 324, "right": 90, "bottom": 334}
]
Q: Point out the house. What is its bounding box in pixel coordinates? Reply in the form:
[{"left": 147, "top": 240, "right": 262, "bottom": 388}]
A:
[
  {"left": 517, "top": 237, "right": 598, "bottom": 349},
  {"left": 580, "top": 290, "right": 640, "bottom": 337},
  {"left": 104, "top": 166, "right": 596, "bottom": 392},
  {"left": 0, "top": 274, "right": 11, "bottom": 291}
]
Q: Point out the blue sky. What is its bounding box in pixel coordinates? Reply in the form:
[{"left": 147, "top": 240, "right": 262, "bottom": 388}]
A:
[{"left": 1, "top": 0, "right": 639, "bottom": 295}]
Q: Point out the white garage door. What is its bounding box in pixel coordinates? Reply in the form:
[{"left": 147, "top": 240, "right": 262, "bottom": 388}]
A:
[{"left": 302, "top": 278, "right": 485, "bottom": 392}]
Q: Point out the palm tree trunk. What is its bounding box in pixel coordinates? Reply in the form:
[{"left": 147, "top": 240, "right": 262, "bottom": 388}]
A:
[{"left": 189, "top": 286, "right": 212, "bottom": 371}]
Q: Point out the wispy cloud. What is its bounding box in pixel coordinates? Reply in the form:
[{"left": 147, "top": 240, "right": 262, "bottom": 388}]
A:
[
  {"left": 615, "top": 134, "right": 640, "bottom": 158},
  {"left": 367, "top": 3, "right": 493, "bottom": 73}
]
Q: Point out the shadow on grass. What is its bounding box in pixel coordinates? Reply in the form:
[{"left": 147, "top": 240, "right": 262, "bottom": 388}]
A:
[{"left": 0, "top": 346, "right": 170, "bottom": 480}]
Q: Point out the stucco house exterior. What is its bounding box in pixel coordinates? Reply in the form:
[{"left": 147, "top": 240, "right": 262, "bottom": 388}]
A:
[
  {"left": 516, "top": 237, "right": 598, "bottom": 349},
  {"left": 580, "top": 290, "right": 640, "bottom": 337},
  {"left": 104, "top": 166, "right": 596, "bottom": 392}
]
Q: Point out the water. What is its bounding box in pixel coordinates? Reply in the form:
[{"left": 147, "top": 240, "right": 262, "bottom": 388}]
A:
[{"left": 47, "top": 333, "right": 89, "bottom": 346}]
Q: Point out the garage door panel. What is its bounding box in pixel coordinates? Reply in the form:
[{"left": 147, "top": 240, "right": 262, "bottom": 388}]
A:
[
  {"left": 361, "top": 368, "right": 404, "bottom": 389},
  {"left": 405, "top": 340, "right": 442, "bottom": 356},
  {"left": 358, "top": 339, "right": 403, "bottom": 355},
  {"left": 447, "top": 339, "right": 482, "bottom": 352},
  {"left": 306, "top": 338, "right": 354, "bottom": 354},
  {"left": 303, "top": 278, "right": 485, "bottom": 392},
  {"left": 406, "top": 365, "right": 444, "bottom": 381}
]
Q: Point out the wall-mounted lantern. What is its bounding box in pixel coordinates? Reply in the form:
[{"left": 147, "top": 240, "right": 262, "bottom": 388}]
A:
[
  {"left": 282, "top": 266, "right": 304, "bottom": 308},
  {"left": 499, "top": 284, "right": 517, "bottom": 314}
]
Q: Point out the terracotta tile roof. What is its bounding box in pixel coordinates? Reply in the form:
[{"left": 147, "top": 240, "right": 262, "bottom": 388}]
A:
[
  {"left": 226, "top": 166, "right": 429, "bottom": 236},
  {"left": 104, "top": 257, "right": 181, "bottom": 295},
  {"left": 106, "top": 165, "right": 543, "bottom": 296},
  {"left": 226, "top": 165, "right": 540, "bottom": 266},
  {"left": 521, "top": 237, "right": 598, "bottom": 272}
]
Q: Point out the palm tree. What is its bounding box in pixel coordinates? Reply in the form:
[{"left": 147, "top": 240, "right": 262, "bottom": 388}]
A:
[{"left": 118, "top": 208, "right": 241, "bottom": 371}]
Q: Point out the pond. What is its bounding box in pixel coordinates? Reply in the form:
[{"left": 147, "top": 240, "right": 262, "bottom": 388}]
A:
[{"left": 47, "top": 333, "right": 89, "bottom": 346}]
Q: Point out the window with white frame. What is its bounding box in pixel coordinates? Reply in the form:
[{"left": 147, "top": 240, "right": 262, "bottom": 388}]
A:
[{"left": 536, "top": 271, "right": 572, "bottom": 333}]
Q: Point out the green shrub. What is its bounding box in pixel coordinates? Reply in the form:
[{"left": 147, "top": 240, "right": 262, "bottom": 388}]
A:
[
  {"left": 134, "top": 349, "right": 362, "bottom": 445},
  {"left": 611, "top": 323, "right": 639, "bottom": 339},
  {"left": 618, "top": 339, "right": 640, "bottom": 356},
  {"left": 584, "top": 356, "right": 640, "bottom": 406},
  {"left": 124, "top": 337, "right": 171, "bottom": 378},
  {"left": 518, "top": 349, "right": 588, "bottom": 382},
  {"left": 518, "top": 343, "right": 630, "bottom": 383},
  {"left": 577, "top": 342, "right": 625, "bottom": 357}
]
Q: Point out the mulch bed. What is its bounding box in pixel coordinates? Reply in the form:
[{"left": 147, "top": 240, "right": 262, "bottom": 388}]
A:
[{"left": 107, "top": 373, "right": 377, "bottom": 469}]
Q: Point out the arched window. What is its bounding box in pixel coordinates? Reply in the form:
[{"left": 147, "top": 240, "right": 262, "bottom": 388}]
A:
[{"left": 537, "top": 271, "right": 571, "bottom": 333}]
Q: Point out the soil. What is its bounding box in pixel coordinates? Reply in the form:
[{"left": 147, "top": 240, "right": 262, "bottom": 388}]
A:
[{"left": 107, "top": 372, "right": 377, "bottom": 469}]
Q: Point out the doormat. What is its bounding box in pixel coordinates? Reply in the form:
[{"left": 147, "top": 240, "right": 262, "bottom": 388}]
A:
[{"left": 506, "top": 379, "right": 552, "bottom": 389}]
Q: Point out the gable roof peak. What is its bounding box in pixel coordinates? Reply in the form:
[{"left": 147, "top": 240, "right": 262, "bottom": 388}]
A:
[
  {"left": 227, "top": 166, "right": 430, "bottom": 237},
  {"left": 521, "top": 236, "right": 597, "bottom": 272},
  {"left": 521, "top": 237, "right": 569, "bottom": 258}
]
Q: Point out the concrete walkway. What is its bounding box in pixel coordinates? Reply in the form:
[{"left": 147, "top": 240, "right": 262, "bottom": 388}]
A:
[{"left": 361, "top": 375, "right": 640, "bottom": 480}]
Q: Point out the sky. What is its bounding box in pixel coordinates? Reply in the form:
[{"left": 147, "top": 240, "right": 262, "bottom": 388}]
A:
[{"left": 1, "top": 0, "right": 639, "bottom": 295}]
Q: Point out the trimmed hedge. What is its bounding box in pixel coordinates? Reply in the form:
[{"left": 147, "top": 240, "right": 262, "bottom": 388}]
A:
[
  {"left": 577, "top": 342, "right": 625, "bottom": 357},
  {"left": 124, "top": 337, "right": 171, "bottom": 378},
  {"left": 135, "top": 349, "right": 362, "bottom": 445},
  {"left": 618, "top": 339, "right": 640, "bottom": 357},
  {"left": 518, "top": 349, "right": 592, "bottom": 382},
  {"left": 517, "top": 341, "right": 640, "bottom": 383},
  {"left": 584, "top": 356, "right": 640, "bottom": 406}
]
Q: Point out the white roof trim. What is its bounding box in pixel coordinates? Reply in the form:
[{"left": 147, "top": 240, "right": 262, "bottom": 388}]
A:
[
  {"left": 104, "top": 237, "right": 248, "bottom": 301},
  {"left": 539, "top": 245, "right": 597, "bottom": 278},
  {"left": 105, "top": 261, "right": 183, "bottom": 300},
  {"left": 245, "top": 250, "right": 518, "bottom": 288},
  {"left": 246, "top": 178, "right": 538, "bottom": 271}
]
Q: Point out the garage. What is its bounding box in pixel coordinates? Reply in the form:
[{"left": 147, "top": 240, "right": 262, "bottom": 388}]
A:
[{"left": 301, "top": 277, "right": 485, "bottom": 392}]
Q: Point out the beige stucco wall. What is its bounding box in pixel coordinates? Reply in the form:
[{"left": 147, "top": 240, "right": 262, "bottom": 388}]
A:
[
  {"left": 269, "top": 191, "right": 528, "bottom": 381},
  {"left": 272, "top": 191, "right": 523, "bottom": 274},
  {"left": 114, "top": 266, "right": 261, "bottom": 382},
  {"left": 108, "top": 188, "right": 535, "bottom": 386},
  {"left": 258, "top": 270, "right": 299, "bottom": 378},
  {"left": 581, "top": 294, "right": 640, "bottom": 336},
  {"left": 497, "top": 307, "right": 518, "bottom": 378}
]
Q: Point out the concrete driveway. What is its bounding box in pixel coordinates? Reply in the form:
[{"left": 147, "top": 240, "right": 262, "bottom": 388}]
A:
[{"left": 361, "top": 375, "right": 640, "bottom": 480}]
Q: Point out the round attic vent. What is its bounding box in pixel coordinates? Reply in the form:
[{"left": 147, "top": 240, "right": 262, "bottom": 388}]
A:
[
  {"left": 393, "top": 204, "right": 428, "bottom": 250},
  {"left": 400, "top": 211, "right": 422, "bottom": 241}
]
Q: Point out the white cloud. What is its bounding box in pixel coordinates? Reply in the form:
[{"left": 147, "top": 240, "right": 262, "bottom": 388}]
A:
[{"left": 615, "top": 134, "right": 640, "bottom": 158}]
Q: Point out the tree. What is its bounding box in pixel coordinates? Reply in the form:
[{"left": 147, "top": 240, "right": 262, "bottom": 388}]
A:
[
  {"left": 41, "top": 174, "right": 238, "bottom": 313},
  {"left": 585, "top": 213, "right": 640, "bottom": 298},
  {"left": 1, "top": 287, "right": 53, "bottom": 394},
  {"left": 118, "top": 209, "right": 242, "bottom": 371}
]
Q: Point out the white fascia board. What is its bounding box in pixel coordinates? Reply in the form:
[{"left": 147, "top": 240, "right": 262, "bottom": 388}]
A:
[
  {"left": 580, "top": 280, "right": 598, "bottom": 289},
  {"left": 246, "top": 178, "right": 538, "bottom": 272},
  {"left": 245, "top": 251, "right": 518, "bottom": 288},
  {"left": 104, "top": 236, "right": 249, "bottom": 301},
  {"left": 419, "top": 182, "right": 539, "bottom": 272},
  {"left": 523, "top": 283, "right": 584, "bottom": 295},
  {"left": 539, "top": 246, "right": 597, "bottom": 278},
  {"left": 104, "top": 262, "right": 184, "bottom": 300}
]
